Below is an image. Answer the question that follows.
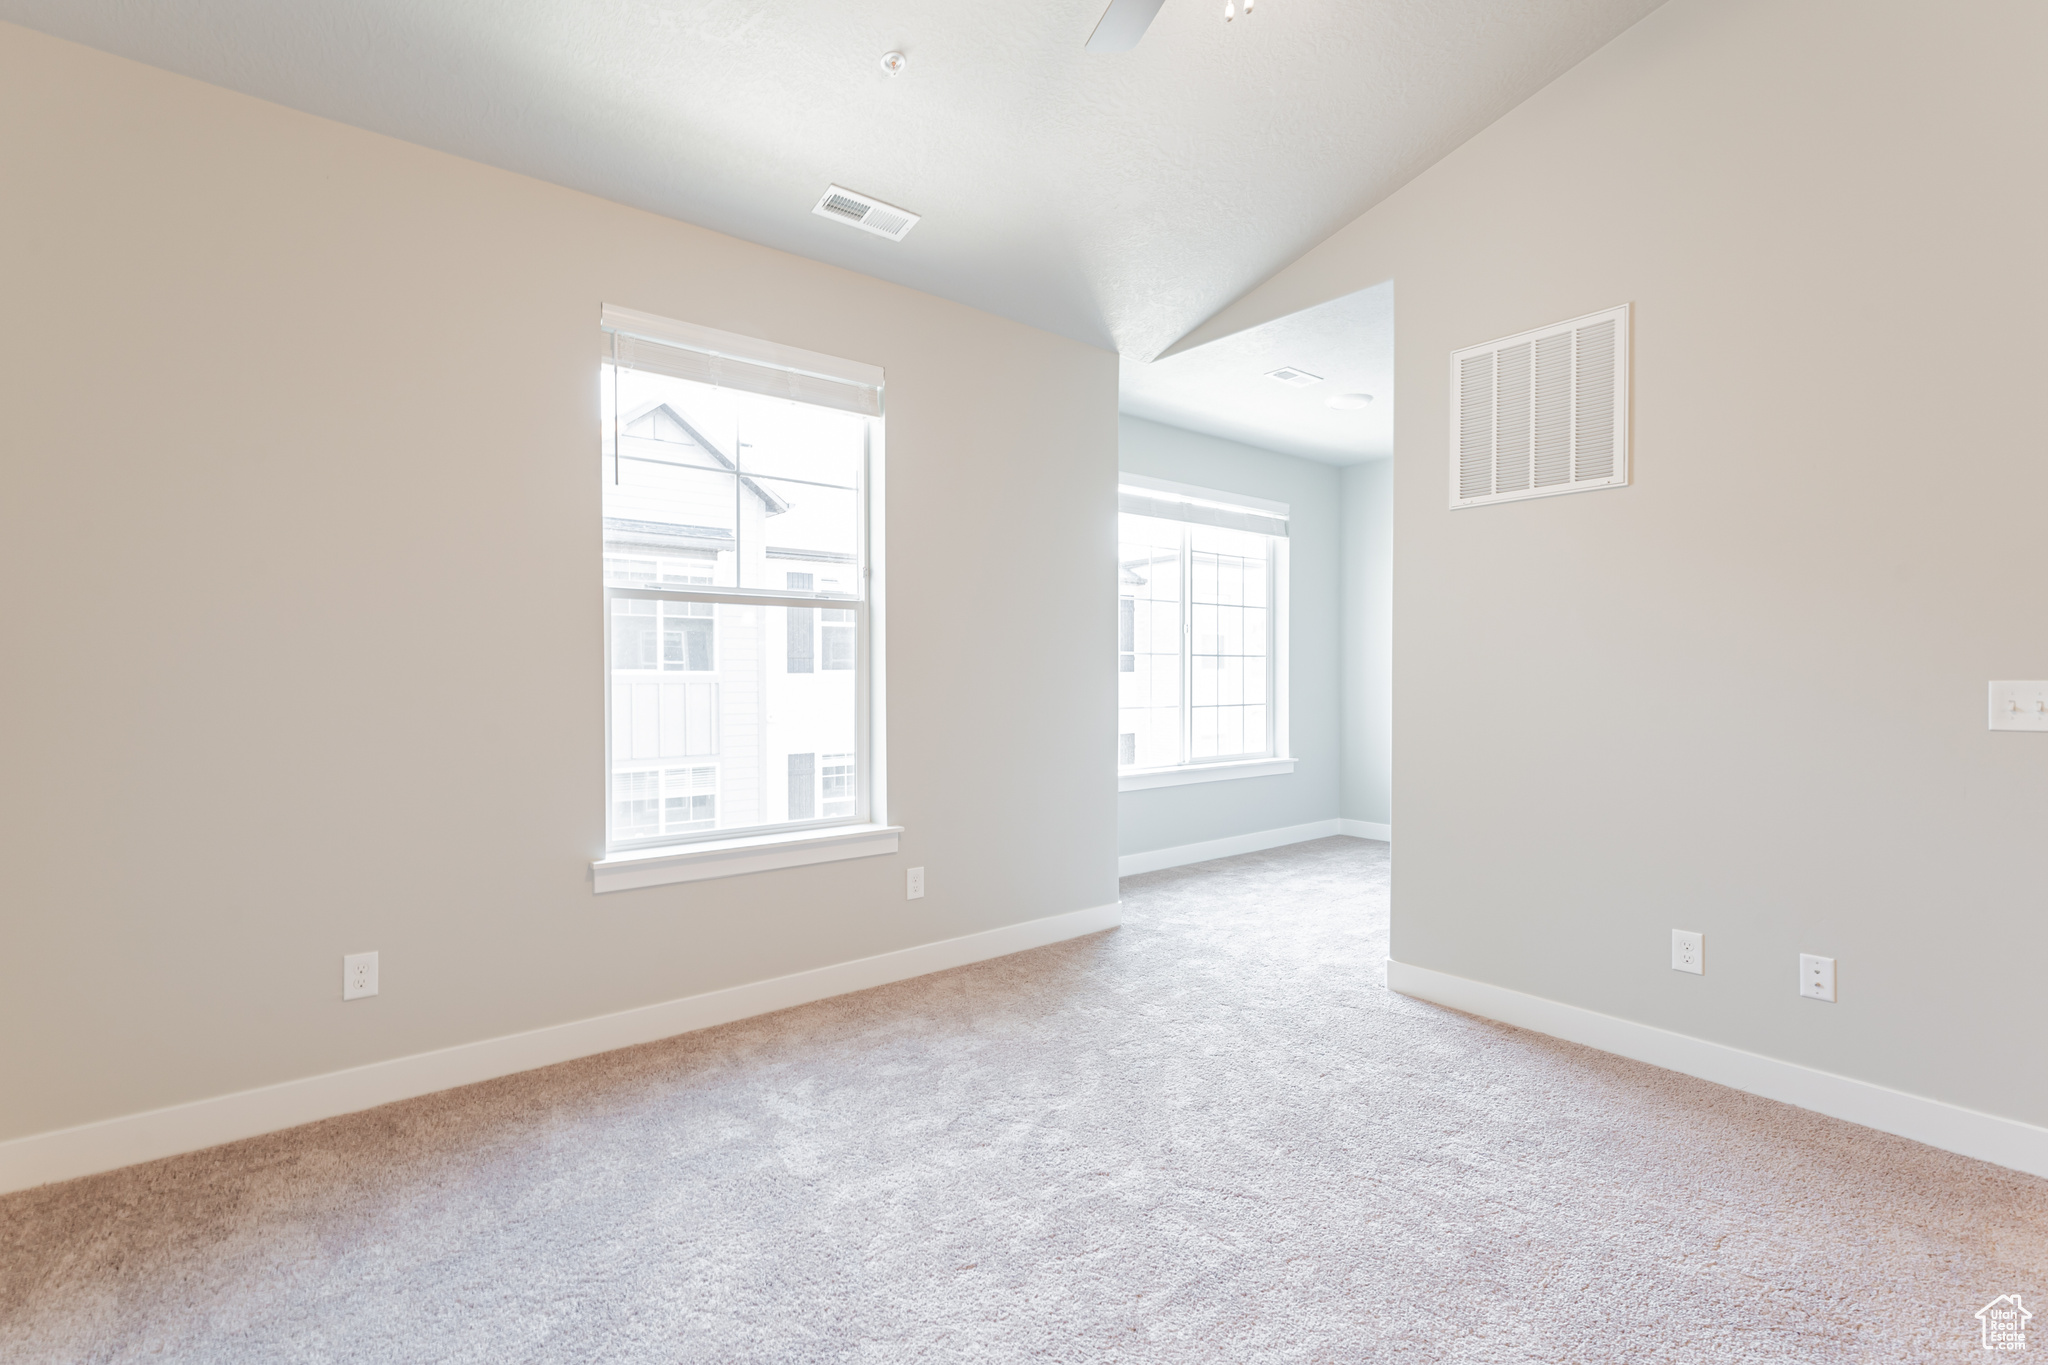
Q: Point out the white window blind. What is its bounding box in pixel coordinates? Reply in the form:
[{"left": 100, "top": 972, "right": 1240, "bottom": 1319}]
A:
[
  {"left": 601, "top": 306, "right": 883, "bottom": 418},
  {"left": 1449, "top": 304, "right": 1628, "bottom": 509},
  {"left": 1117, "top": 475, "right": 1290, "bottom": 538}
]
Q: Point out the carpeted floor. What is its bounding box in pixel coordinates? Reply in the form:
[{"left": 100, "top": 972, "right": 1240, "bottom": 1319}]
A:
[{"left": 4, "top": 836, "right": 2043, "bottom": 1362}]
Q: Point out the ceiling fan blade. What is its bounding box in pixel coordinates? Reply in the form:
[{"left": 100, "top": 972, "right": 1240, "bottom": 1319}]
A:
[{"left": 1086, "top": 0, "right": 1167, "bottom": 52}]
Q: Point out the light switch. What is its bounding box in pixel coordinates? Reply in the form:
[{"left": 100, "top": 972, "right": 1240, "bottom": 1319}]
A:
[{"left": 1988, "top": 681, "right": 2048, "bottom": 732}]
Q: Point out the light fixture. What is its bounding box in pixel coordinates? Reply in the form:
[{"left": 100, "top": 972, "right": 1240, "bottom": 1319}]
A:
[
  {"left": 1225, "top": 0, "right": 1254, "bottom": 21},
  {"left": 1326, "top": 392, "right": 1374, "bottom": 410},
  {"left": 880, "top": 50, "right": 907, "bottom": 76}
]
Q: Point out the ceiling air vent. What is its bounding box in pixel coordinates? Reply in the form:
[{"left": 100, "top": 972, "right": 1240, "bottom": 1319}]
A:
[
  {"left": 811, "top": 184, "right": 921, "bottom": 242},
  {"left": 1265, "top": 366, "right": 1323, "bottom": 387},
  {"left": 1450, "top": 304, "right": 1629, "bottom": 509}
]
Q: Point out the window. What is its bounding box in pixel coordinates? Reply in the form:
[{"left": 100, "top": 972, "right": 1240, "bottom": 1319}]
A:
[
  {"left": 821, "top": 609, "right": 855, "bottom": 669},
  {"left": 787, "top": 753, "right": 815, "bottom": 821},
  {"left": 821, "top": 753, "right": 855, "bottom": 817},
  {"left": 601, "top": 307, "right": 880, "bottom": 856},
  {"left": 1117, "top": 476, "right": 1290, "bottom": 784},
  {"left": 610, "top": 765, "right": 717, "bottom": 839}
]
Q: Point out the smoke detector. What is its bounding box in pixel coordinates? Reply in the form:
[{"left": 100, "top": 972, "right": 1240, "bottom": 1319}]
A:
[
  {"left": 1265, "top": 366, "right": 1323, "bottom": 387},
  {"left": 812, "top": 185, "right": 920, "bottom": 242}
]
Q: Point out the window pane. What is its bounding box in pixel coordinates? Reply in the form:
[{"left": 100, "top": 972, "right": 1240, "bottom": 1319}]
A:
[
  {"left": 1120, "top": 654, "right": 1149, "bottom": 710},
  {"left": 1220, "top": 655, "right": 1243, "bottom": 706},
  {"left": 664, "top": 605, "right": 714, "bottom": 671},
  {"left": 603, "top": 364, "right": 862, "bottom": 595},
  {"left": 603, "top": 455, "right": 739, "bottom": 590},
  {"left": 612, "top": 771, "right": 660, "bottom": 840},
  {"left": 1220, "top": 605, "right": 1244, "bottom": 655},
  {"left": 821, "top": 754, "right": 855, "bottom": 818},
  {"left": 748, "top": 479, "right": 857, "bottom": 589},
  {"left": 788, "top": 752, "right": 815, "bottom": 821},
  {"left": 609, "top": 599, "right": 859, "bottom": 841},
  {"left": 732, "top": 403, "right": 863, "bottom": 488},
  {"left": 1183, "top": 526, "right": 1270, "bottom": 763},
  {"left": 606, "top": 555, "right": 657, "bottom": 584},
  {"left": 1216, "top": 555, "right": 1242, "bottom": 606},
  {"left": 821, "top": 620, "right": 855, "bottom": 670},
  {"left": 661, "top": 765, "right": 718, "bottom": 833},
  {"left": 612, "top": 599, "right": 658, "bottom": 671},
  {"left": 1118, "top": 512, "right": 1184, "bottom": 771},
  {"left": 785, "top": 605, "right": 815, "bottom": 674},
  {"left": 1217, "top": 705, "right": 1243, "bottom": 757}
]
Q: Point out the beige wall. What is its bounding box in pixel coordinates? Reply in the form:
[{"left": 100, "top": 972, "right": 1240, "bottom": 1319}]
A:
[
  {"left": 1186, "top": 0, "right": 2048, "bottom": 1124},
  {"left": 0, "top": 23, "right": 1118, "bottom": 1142}
]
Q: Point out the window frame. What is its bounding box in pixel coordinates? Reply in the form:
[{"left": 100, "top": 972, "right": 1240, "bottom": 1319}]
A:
[
  {"left": 592, "top": 308, "right": 897, "bottom": 890},
  {"left": 1116, "top": 475, "right": 1293, "bottom": 792}
]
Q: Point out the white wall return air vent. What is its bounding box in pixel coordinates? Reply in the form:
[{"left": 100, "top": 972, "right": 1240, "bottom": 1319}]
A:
[
  {"left": 1450, "top": 304, "right": 1629, "bottom": 509},
  {"left": 811, "top": 185, "right": 921, "bottom": 242}
]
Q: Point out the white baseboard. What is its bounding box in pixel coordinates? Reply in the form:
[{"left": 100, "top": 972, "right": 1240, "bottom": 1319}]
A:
[
  {"left": 1118, "top": 818, "right": 1389, "bottom": 877},
  {"left": 1386, "top": 957, "right": 2048, "bottom": 1180},
  {"left": 0, "top": 903, "right": 1123, "bottom": 1196},
  {"left": 1118, "top": 819, "right": 1330, "bottom": 876}
]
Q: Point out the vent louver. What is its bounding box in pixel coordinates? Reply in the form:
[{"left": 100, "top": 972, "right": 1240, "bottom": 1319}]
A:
[
  {"left": 1450, "top": 304, "right": 1629, "bottom": 509},
  {"left": 811, "top": 184, "right": 921, "bottom": 242}
]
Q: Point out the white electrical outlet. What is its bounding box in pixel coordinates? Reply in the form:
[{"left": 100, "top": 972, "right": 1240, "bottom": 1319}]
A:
[
  {"left": 1799, "top": 953, "right": 1836, "bottom": 1002},
  {"left": 906, "top": 866, "right": 925, "bottom": 900},
  {"left": 343, "top": 952, "right": 379, "bottom": 1001},
  {"left": 1671, "top": 930, "right": 1703, "bottom": 974}
]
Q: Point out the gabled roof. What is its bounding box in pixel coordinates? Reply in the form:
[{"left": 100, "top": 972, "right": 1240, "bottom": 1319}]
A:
[{"left": 620, "top": 400, "right": 790, "bottom": 516}]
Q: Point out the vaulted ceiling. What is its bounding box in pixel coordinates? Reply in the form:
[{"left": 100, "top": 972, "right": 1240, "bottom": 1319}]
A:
[{"left": 2, "top": 0, "right": 1663, "bottom": 365}]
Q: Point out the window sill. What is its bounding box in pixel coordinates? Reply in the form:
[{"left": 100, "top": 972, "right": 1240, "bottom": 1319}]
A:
[
  {"left": 593, "top": 823, "right": 903, "bottom": 893},
  {"left": 1118, "top": 757, "right": 1296, "bottom": 792}
]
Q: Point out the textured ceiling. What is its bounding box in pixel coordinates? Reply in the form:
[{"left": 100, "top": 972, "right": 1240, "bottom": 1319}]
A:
[
  {"left": 1, "top": 0, "right": 1663, "bottom": 364},
  {"left": 1121, "top": 281, "right": 1392, "bottom": 464}
]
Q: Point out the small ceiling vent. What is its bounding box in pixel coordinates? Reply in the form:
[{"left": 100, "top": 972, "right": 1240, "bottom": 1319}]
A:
[
  {"left": 1450, "top": 304, "right": 1629, "bottom": 509},
  {"left": 1265, "top": 366, "right": 1323, "bottom": 387},
  {"left": 811, "top": 185, "right": 921, "bottom": 242}
]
